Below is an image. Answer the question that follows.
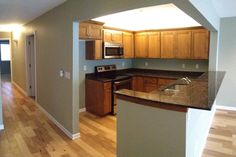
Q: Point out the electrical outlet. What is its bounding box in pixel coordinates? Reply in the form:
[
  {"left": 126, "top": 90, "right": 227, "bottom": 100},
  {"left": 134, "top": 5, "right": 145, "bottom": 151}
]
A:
[
  {"left": 65, "top": 72, "right": 71, "bottom": 79},
  {"left": 122, "top": 62, "right": 125, "bottom": 68},
  {"left": 195, "top": 64, "right": 199, "bottom": 69},
  {"left": 83, "top": 65, "right": 87, "bottom": 71},
  {"left": 182, "top": 63, "right": 186, "bottom": 69},
  {"left": 145, "top": 62, "right": 148, "bottom": 67}
]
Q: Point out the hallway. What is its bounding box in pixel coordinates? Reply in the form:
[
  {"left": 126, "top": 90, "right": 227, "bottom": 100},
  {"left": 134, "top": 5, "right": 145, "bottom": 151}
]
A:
[{"left": 0, "top": 81, "right": 235, "bottom": 157}]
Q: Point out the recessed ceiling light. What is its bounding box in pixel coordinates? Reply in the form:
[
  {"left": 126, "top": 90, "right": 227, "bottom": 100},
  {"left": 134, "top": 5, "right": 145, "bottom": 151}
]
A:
[{"left": 93, "top": 3, "right": 201, "bottom": 31}]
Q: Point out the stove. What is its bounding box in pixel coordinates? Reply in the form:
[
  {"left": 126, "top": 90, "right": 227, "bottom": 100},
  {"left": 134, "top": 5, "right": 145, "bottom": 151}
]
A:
[{"left": 95, "top": 65, "right": 132, "bottom": 115}]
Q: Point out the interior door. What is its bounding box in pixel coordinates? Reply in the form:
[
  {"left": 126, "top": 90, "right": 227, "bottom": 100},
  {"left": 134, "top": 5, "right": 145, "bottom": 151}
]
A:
[{"left": 27, "top": 35, "right": 35, "bottom": 96}]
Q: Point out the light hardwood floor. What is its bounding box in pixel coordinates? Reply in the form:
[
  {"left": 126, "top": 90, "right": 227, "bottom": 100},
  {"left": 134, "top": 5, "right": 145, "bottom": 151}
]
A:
[{"left": 0, "top": 80, "right": 235, "bottom": 157}]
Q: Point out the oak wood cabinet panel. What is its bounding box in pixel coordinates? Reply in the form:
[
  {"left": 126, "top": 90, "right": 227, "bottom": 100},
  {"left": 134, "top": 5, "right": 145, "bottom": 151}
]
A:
[
  {"left": 103, "top": 29, "right": 123, "bottom": 44},
  {"left": 175, "top": 30, "right": 192, "bottom": 59},
  {"left": 143, "top": 77, "right": 158, "bottom": 92},
  {"left": 123, "top": 32, "right": 134, "bottom": 58},
  {"left": 85, "top": 79, "right": 112, "bottom": 116},
  {"left": 148, "top": 32, "right": 161, "bottom": 58},
  {"left": 158, "top": 78, "right": 176, "bottom": 87},
  {"left": 161, "top": 31, "right": 175, "bottom": 58},
  {"left": 79, "top": 22, "right": 103, "bottom": 40},
  {"left": 135, "top": 33, "right": 148, "bottom": 58},
  {"left": 85, "top": 40, "right": 103, "bottom": 60},
  {"left": 132, "top": 76, "right": 144, "bottom": 91},
  {"left": 192, "top": 29, "right": 209, "bottom": 59}
]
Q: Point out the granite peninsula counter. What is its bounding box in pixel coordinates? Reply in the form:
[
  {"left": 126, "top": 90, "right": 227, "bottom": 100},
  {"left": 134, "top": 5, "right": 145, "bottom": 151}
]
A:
[{"left": 115, "top": 71, "right": 225, "bottom": 157}]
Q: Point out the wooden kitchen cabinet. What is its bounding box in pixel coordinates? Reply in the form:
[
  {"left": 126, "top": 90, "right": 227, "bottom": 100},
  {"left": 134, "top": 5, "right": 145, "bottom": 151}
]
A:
[
  {"left": 86, "top": 40, "right": 102, "bottom": 60},
  {"left": 123, "top": 32, "right": 134, "bottom": 58},
  {"left": 143, "top": 77, "right": 158, "bottom": 92},
  {"left": 103, "top": 29, "right": 123, "bottom": 44},
  {"left": 85, "top": 79, "right": 112, "bottom": 116},
  {"left": 161, "top": 31, "right": 175, "bottom": 58},
  {"left": 135, "top": 32, "right": 148, "bottom": 58},
  {"left": 132, "top": 76, "right": 144, "bottom": 91},
  {"left": 158, "top": 78, "right": 176, "bottom": 87},
  {"left": 175, "top": 30, "right": 192, "bottom": 59},
  {"left": 79, "top": 21, "right": 103, "bottom": 40},
  {"left": 148, "top": 32, "right": 161, "bottom": 58},
  {"left": 192, "top": 29, "right": 209, "bottom": 59}
]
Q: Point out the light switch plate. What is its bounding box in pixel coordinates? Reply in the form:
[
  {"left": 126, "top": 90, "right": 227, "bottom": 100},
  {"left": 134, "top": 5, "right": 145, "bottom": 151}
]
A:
[
  {"left": 59, "top": 70, "right": 64, "bottom": 78},
  {"left": 83, "top": 65, "right": 87, "bottom": 71},
  {"left": 65, "top": 71, "right": 71, "bottom": 79}
]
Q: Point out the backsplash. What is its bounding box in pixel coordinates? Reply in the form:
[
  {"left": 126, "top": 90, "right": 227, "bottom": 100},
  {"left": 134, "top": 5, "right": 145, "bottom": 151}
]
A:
[{"left": 132, "top": 59, "right": 209, "bottom": 72}]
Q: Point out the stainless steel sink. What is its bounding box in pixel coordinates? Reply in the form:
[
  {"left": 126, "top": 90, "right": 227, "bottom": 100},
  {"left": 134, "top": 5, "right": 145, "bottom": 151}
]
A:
[{"left": 159, "top": 77, "right": 191, "bottom": 92}]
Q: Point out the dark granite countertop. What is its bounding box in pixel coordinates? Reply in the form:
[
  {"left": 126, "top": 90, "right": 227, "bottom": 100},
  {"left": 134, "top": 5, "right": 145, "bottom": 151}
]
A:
[
  {"left": 115, "top": 71, "right": 225, "bottom": 111},
  {"left": 86, "top": 68, "right": 204, "bottom": 82}
]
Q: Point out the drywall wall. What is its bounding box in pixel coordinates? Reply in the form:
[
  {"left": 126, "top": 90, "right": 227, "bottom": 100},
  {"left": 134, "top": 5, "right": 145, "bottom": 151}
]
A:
[
  {"left": 0, "top": 76, "right": 2, "bottom": 128},
  {"left": 133, "top": 59, "right": 208, "bottom": 72},
  {"left": 216, "top": 17, "right": 236, "bottom": 108},
  {"left": 11, "top": 0, "right": 220, "bottom": 136},
  {"left": 79, "top": 41, "right": 132, "bottom": 109}
]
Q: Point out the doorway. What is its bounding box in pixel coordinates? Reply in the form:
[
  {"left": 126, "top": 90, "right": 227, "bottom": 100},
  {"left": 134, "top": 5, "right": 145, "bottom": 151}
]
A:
[
  {"left": 0, "top": 39, "right": 11, "bottom": 82},
  {"left": 26, "top": 34, "right": 36, "bottom": 98}
]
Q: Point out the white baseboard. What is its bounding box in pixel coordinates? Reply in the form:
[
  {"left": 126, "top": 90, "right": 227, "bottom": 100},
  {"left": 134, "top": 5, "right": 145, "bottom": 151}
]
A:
[
  {"left": 216, "top": 105, "right": 236, "bottom": 111},
  {"left": 35, "top": 102, "right": 80, "bottom": 140},
  {"left": 12, "top": 81, "right": 27, "bottom": 96},
  {"left": 0, "top": 124, "right": 4, "bottom": 130},
  {"left": 79, "top": 108, "right": 86, "bottom": 113}
]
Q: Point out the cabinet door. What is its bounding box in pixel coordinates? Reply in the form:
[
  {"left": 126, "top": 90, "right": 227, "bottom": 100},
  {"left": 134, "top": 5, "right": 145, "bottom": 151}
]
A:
[
  {"left": 89, "top": 24, "right": 103, "bottom": 40},
  {"left": 112, "top": 32, "right": 123, "bottom": 43},
  {"left": 123, "top": 32, "right": 134, "bottom": 58},
  {"left": 158, "top": 78, "right": 176, "bottom": 87},
  {"left": 79, "top": 23, "right": 89, "bottom": 39},
  {"left": 192, "top": 29, "right": 209, "bottom": 59},
  {"left": 86, "top": 40, "right": 102, "bottom": 60},
  {"left": 103, "top": 30, "right": 112, "bottom": 42},
  {"left": 132, "top": 76, "right": 144, "bottom": 91},
  {"left": 135, "top": 33, "right": 148, "bottom": 58},
  {"left": 175, "top": 30, "right": 192, "bottom": 59},
  {"left": 148, "top": 32, "right": 161, "bottom": 58},
  {"left": 161, "top": 31, "right": 175, "bottom": 58},
  {"left": 103, "top": 82, "right": 112, "bottom": 114},
  {"left": 143, "top": 77, "right": 158, "bottom": 92}
]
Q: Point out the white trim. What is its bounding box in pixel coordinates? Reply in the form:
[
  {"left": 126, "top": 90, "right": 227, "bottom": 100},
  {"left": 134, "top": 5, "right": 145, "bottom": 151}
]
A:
[
  {"left": 79, "top": 108, "right": 86, "bottom": 113},
  {"left": 35, "top": 102, "right": 80, "bottom": 140},
  {"left": 216, "top": 105, "right": 236, "bottom": 111},
  {"left": 12, "top": 81, "right": 27, "bottom": 96},
  {"left": 0, "top": 124, "right": 4, "bottom": 130}
]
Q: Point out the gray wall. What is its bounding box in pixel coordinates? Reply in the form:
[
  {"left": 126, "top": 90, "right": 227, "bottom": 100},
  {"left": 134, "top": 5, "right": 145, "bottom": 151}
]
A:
[
  {"left": 0, "top": 76, "right": 2, "bottom": 127},
  {"left": 79, "top": 40, "right": 132, "bottom": 109},
  {"left": 133, "top": 59, "right": 208, "bottom": 72},
  {"left": 216, "top": 17, "right": 236, "bottom": 108}
]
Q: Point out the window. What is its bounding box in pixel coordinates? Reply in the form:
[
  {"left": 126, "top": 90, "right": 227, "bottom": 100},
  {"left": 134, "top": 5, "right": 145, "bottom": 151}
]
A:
[{"left": 0, "top": 44, "right": 11, "bottom": 61}]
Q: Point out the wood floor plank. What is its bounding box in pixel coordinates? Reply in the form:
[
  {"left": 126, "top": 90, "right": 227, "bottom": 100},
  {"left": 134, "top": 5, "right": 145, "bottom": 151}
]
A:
[{"left": 1, "top": 78, "right": 236, "bottom": 157}]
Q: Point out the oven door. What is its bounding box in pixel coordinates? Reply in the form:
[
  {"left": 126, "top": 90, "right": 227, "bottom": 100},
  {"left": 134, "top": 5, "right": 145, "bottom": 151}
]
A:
[{"left": 113, "top": 78, "right": 132, "bottom": 114}]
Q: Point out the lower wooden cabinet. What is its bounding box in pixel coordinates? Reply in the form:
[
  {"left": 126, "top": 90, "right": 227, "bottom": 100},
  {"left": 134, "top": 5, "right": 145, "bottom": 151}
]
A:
[
  {"left": 85, "top": 79, "right": 112, "bottom": 116},
  {"left": 132, "top": 76, "right": 176, "bottom": 92}
]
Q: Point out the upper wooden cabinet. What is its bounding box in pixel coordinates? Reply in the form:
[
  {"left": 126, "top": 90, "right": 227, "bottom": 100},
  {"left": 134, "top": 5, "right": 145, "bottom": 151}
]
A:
[
  {"left": 192, "top": 29, "right": 209, "bottom": 59},
  {"left": 79, "top": 21, "right": 103, "bottom": 40},
  {"left": 123, "top": 32, "right": 134, "bottom": 58},
  {"left": 86, "top": 40, "right": 102, "bottom": 60},
  {"left": 175, "top": 30, "right": 192, "bottom": 59},
  {"left": 161, "top": 31, "right": 175, "bottom": 59},
  {"left": 148, "top": 32, "right": 161, "bottom": 58},
  {"left": 135, "top": 32, "right": 148, "bottom": 58},
  {"left": 103, "top": 29, "right": 123, "bottom": 44}
]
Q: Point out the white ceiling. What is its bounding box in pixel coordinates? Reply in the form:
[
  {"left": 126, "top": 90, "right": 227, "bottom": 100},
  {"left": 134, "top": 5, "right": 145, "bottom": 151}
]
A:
[
  {"left": 0, "top": 0, "right": 66, "bottom": 29},
  {"left": 211, "top": 0, "right": 236, "bottom": 17},
  {"left": 93, "top": 4, "right": 201, "bottom": 31}
]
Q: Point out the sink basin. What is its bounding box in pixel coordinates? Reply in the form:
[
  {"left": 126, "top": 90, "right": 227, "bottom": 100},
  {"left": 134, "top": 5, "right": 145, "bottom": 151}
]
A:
[{"left": 159, "top": 77, "right": 191, "bottom": 92}]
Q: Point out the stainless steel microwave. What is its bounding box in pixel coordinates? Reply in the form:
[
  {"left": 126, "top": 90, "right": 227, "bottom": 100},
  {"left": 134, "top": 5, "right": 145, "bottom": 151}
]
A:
[{"left": 103, "top": 42, "right": 124, "bottom": 59}]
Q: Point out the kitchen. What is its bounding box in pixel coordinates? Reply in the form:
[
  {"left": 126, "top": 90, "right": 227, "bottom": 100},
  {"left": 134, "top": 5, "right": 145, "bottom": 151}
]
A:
[{"left": 78, "top": 3, "right": 224, "bottom": 157}]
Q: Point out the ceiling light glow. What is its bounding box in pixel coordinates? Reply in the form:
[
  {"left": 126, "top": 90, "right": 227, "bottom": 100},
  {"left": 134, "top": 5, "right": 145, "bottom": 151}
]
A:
[{"left": 93, "top": 3, "right": 201, "bottom": 31}]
